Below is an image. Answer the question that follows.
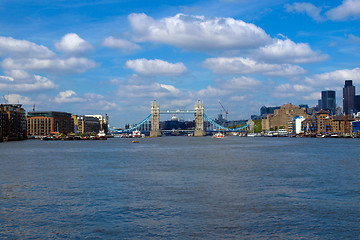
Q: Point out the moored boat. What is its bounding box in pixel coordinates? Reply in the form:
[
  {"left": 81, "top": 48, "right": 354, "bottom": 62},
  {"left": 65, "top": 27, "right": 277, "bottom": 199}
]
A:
[
  {"left": 213, "top": 132, "right": 225, "bottom": 138},
  {"left": 132, "top": 130, "right": 141, "bottom": 138}
]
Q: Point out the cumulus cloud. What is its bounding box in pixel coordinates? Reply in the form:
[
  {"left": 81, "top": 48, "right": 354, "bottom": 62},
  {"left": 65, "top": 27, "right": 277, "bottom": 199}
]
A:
[
  {"left": 303, "top": 92, "right": 321, "bottom": 100},
  {"left": 126, "top": 58, "right": 186, "bottom": 76},
  {"left": 287, "top": 1, "right": 360, "bottom": 21},
  {"left": 55, "top": 33, "right": 93, "bottom": 54},
  {"left": 103, "top": 36, "right": 140, "bottom": 52},
  {"left": 285, "top": 2, "right": 324, "bottom": 22},
  {"left": 128, "top": 13, "right": 271, "bottom": 50},
  {"left": 0, "top": 74, "right": 57, "bottom": 92},
  {"left": 326, "top": 0, "right": 360, "bottom": 21},
  {"left": 5, "top": 69, "right": 30, "bottom": 80},
  {"left": 5, "top": 94, "right": 32, "bottom": 105},
  {"left": 275, "top": 83, "right": 314, "bottom": 92},
  {"left": 254, "top": 38, "right": 328, "bottom": 63},
  {"left": 0, "top": 36, "right": 54, "bottom": 58},
  {"left": 118, "top": 82, "right": 182, "bottom": 98},
  {"left": 203, "top": 57, "right": 306, "bottom": 76},
  {"left": 305, "top": 67, "right": 360, "bottom": 86},
  {"left": 2, "top": 57, "right": 96, "bottom": 74},
  {"left": 293, "top": 84, "right": 314, "bottom": 92},
  {"left": 198, "top": 86, "right": 232, "bottom": 97},
  {"left": 54, "top": 90, "right": 84, "bottom": 103},
  {"left": 0, "top": 75, "right": 14, "bottom": 82},
  {"left": 220, "top": 76, "right": 262, "bottom": 90}
]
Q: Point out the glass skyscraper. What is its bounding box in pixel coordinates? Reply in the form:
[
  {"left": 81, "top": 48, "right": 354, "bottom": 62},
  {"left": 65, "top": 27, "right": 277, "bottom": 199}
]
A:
[
  {"left": 343, "top": 80, "right": 355, "bottom": 115},
  {"left": 321, "top": 90, "right": 336, "bottom": 115}
]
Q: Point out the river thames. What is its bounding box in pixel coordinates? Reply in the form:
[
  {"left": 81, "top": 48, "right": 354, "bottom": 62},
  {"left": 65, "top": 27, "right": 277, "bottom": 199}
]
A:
[{"left": 1, "top": 137, "right": 360, "bottom": 239}]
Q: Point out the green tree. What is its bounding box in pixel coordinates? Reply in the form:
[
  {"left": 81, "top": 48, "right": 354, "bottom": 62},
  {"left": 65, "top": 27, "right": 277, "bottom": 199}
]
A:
[{"left": 254, "top": 119, "right": 262, "bottom": 133}]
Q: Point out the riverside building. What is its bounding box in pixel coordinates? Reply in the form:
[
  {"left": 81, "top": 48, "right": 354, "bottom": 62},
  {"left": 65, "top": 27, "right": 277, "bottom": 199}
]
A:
[
  {"left": 302, "top": 110, "right": 354, "bottom": 134},
  {"left": 73, "top": 115, "right": 100, "bottom": 134},
  {"left": 262, "top": 103, "right": 309, "bottom": 133},
  {"left": 85, "top": 114, "right": 109, "bottom": 134},
  {"left": 0, "top": 104, "right": 26, "bottom": 141},
  {"left": 26, "top": 111, "right": 74, "bottom": 136}
]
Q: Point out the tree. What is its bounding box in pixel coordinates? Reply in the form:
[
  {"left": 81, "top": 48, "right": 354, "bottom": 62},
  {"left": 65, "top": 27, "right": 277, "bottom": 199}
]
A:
[{"left": 254, "top": 119, "right": 262, "bottom": 133}]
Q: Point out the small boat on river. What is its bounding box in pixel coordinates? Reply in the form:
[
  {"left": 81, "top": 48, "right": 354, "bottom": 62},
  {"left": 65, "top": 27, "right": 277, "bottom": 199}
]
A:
[{"left": 213, "top": 132, "right": 225, "bottom": 138}]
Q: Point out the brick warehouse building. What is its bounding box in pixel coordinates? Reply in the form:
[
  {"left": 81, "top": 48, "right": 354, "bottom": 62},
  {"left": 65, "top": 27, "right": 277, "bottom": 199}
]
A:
[{"left": 26, "top": 111, "right": 74, "bottom": 136}]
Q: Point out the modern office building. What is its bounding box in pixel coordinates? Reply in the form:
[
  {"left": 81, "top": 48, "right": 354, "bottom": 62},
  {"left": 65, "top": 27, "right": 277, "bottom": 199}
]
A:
[
  {"left": 260, "top": 106, "right": 281, "bottom": 117},
  {"left": 0, "top": 104, "right": 26, "bottom": 141},
  {"left": 85, "top": 114, "right": 109, "bottom": 134},
  {"left": 355, "top": 95, "right": 360, "bottom": 114},
  {"left": 73, "top": 115, "right": 101, "bottom": 134},
  {"left": 27, "top": 111, "right": 74, "bottom": 136},
  {"left": 321, "top": 90, "right": 336, "bottom": 115},
  {"left": 317, "top": 100, "right": 322, "bottom": 111},
  {"left": 343, "top": 80, "right": 355, "bottom": 115}
]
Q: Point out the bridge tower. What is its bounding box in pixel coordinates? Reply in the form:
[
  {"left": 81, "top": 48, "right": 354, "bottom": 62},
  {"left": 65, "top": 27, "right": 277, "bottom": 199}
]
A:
[
  {"left": 194, "top": 99, "right": 206, "bottom": 137},
  {"left": 150, "top": 100, "right": 161, "bottom": 137}
]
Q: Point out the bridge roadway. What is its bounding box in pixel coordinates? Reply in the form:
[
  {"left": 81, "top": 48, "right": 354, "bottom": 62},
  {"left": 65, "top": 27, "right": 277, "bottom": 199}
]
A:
[{"left": 159, "top": 110, "right": 196, "bottom": 114}]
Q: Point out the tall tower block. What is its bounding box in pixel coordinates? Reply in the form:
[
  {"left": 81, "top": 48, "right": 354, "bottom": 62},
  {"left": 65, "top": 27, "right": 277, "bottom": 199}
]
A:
[{"left": 343, "top": 80, "right": 355, "bottom": 115}]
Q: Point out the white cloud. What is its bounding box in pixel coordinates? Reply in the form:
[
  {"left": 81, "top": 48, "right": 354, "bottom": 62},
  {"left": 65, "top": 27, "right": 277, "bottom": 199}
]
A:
[
  {"left": 198, "top": 86, "right": 231, "bottom": 97},
  {"left": 103, "top": 36, "right": 140, "bottom": 52},
  {"left": 326, "top": 0, "right": 360, "bottom": 21},
  {"left": 126, "top": 58, "right": 186, "bottom": 76},
  {"left": 220, "top": 76, "right": 262, "bottom": 90},
  {"left": 55, "top": 33, "right": 93, "bottom": 54},
  {"left": 6, "top": 94, "right": 32, "bottom": 105},
  {"left": 84, "top": 93, "right": 105, "bottom": 100},
  {"left": 128, "top": 13, "right": 271, "bottom": 50},
  {"left": 159, "top": 83, "right": 181, "bottom": 95},
  {"left": 255, "top": 38, "right": 328, "bottom": 63},
  {"left": 5, "top": 69, "right": 30, "bottom": 80},
  {"left": 0, "top": 36, "right": 54, "bottom": 58},
  {"left": 118, "top": 82, "right": 182, "bottom": 99},
  {"left": 89, "top": 100, "right": 117, "bottom": 111},
  {"left": 293, "top": 84, "right": 314, "bottom": 92},
  {"left": 272, "top": 92, "right": 296, "bottom": 98},
  {"left": 0, "top": 74, "right": 57, "bottom": 92},
  {"left": 275, "top": 83, "right": 314, "bottom": 92},
  {"left": 275, "top": 83, "right": 292, "bottom": 92},
  {"left": 54, "top": 90, "right": 84, "bottom": 103},
  {"left": 230, "top": 95, "right": 247, "bottom": 101},
  {"left": 305, "top": 67, "right": 360, "bottom": 86},
  {"left": 285, "top": 2, "right": 324, "bottom": 22},
  {"left": 2, "top": 57, "right": 96, "bottom": 74},
  {"left": 203, "top": 57, "right": 306, "bottom": 76},
  {"left": 0, "top": 75, "right": 14, "bottom": 82},
  {"left": 303, "top": 92, "right": 321, "bottom": 100}
]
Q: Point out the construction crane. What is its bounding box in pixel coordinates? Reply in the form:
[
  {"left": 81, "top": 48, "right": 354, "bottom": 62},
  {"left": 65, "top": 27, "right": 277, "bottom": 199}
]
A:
[{"left": 218, "top": 100, "right": 229, "bottom": 121}]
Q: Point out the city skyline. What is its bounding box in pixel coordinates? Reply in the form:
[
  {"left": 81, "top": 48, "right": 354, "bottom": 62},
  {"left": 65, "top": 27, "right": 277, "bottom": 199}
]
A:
[{"left": 1, "top": 0, "right": 360, "bottom": 126}]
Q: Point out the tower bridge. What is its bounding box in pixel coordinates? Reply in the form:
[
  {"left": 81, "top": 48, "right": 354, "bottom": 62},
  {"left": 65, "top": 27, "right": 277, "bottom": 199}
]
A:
[
  {"left": 150, "top": 99, "right": 205, "bottom": 137},
  {"left": 111, "top": 99, "right": 249, "bottom": 137}
]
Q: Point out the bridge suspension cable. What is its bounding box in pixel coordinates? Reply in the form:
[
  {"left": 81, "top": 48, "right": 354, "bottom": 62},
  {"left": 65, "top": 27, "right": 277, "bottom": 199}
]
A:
[
  {"left": 111, "top": 114, "right": 152, "bottom": 133},
  {"left": 204, "top": 114, "right": 249, "bottom": 131}
]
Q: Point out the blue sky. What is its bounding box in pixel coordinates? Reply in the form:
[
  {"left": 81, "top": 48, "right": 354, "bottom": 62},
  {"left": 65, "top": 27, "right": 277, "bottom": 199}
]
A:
[{"left": 1, "top": 0, "right": 360, "bottom": 126}]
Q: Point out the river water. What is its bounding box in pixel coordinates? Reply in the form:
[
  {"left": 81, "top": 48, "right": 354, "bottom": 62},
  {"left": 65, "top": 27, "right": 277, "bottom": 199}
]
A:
[{"left": 1, "top": 137, "right": 360, "bottom": 239}]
